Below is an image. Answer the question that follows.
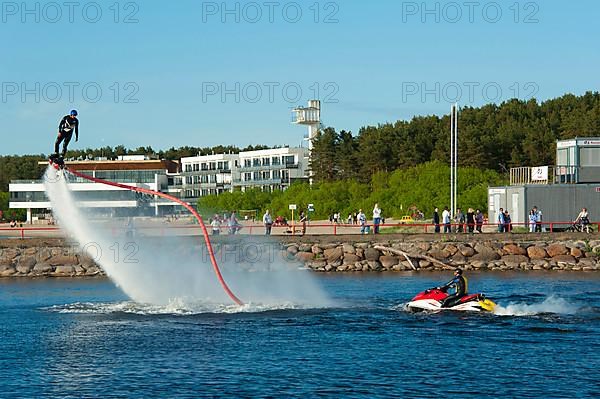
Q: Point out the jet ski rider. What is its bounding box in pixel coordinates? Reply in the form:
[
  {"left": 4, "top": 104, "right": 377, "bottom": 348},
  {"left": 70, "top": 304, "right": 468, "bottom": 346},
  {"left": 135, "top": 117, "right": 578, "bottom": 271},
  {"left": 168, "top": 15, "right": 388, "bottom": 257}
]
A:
[{"left": 437, "top": 268, "right": 468, "bottom": 308}]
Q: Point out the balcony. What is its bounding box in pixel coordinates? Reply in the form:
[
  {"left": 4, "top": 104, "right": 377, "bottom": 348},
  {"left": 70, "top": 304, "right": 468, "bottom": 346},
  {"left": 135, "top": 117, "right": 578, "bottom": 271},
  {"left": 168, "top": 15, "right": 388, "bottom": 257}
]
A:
[
  {"left": 180, "top": 169, "right": 231, "bottom": 175},
  {"left": 238, "top": 163, "right": 299, "bottom": 172},
  {"left": 232, "top": 178, "right": 286, "bottom": 186},
  {"left": 181, "top": 182, "right": 231, "bottom": 188},
  {"left": 510, "top": 165, "right": 579, "bottom": 185},
  {"left": 11, "top": 180, "right": 45, "bottom": 184},
  {"left": 238, "top": 164, "right": 265, "bottom": 172}
]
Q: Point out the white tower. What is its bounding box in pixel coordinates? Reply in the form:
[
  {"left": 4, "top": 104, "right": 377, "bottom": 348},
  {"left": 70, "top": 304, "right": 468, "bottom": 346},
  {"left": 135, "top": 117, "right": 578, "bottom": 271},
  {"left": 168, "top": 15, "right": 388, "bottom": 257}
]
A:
[{"left": 292, "top": 100, "right": 321, "bottom": 150}]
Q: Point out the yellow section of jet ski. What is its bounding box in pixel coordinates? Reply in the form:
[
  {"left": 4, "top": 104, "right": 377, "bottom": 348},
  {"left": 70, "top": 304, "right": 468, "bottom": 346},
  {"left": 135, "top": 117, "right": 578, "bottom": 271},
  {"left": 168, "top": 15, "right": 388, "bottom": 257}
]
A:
[{"left": 478, "top": 298, "right": 496, "bottom": 312}]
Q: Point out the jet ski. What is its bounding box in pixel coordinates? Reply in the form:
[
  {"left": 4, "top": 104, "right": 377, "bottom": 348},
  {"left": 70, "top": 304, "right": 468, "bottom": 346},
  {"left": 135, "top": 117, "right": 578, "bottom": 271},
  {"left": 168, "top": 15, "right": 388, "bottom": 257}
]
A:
[{"left": 405, "top": 287, "right": 496, "bottom": 312}]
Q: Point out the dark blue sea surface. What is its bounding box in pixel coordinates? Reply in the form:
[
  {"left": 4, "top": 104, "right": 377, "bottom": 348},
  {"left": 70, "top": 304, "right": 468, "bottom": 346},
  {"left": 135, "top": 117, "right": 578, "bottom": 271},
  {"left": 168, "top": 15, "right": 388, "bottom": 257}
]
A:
[{"left": 1, "top": 272, "right": 599, "bottom": 399}]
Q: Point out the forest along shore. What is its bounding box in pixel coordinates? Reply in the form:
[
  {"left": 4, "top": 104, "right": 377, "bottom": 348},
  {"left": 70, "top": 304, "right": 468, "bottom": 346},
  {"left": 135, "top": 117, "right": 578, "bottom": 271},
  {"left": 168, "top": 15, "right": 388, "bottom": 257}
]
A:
[{"left": 1, "top": 235, "right": 599, "bottom": 278}]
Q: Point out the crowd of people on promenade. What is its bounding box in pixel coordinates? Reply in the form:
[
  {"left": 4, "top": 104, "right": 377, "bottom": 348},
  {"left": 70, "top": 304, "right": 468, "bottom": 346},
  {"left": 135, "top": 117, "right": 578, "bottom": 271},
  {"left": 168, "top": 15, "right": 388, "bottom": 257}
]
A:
[
  {"left": 208, "top": 211, "right": 243, "bottom": 235},
  {"left": 209, "top": 203, "right": 593, "bottom": 236},
  {"left": 432, "top": 207, "right": 486, "bottom": 234},
  {"left": 3, "top": 204, "right": 592, "bottom": 238},
  {"left": 262, "top": 203, "right": 591, "bottom": 236},
  {"left": 433, "top": 205, "right": 540, "bottom": 234}
]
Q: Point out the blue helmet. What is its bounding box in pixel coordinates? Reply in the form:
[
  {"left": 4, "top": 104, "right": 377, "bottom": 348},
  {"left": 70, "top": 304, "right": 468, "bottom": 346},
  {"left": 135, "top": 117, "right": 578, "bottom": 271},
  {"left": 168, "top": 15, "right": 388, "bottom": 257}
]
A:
[{"left": 70, "top": 109, "right": 78, "bottom": 116}]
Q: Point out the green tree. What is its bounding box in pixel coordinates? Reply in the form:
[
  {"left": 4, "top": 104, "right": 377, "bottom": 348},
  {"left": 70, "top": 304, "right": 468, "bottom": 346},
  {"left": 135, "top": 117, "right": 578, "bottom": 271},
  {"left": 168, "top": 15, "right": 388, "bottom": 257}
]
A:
[
  {"left": 336, "top": 130, "right": 359, "bottom": 180},
  {"left": 309, "top": 127, "right": 338, "bottom": 181}
]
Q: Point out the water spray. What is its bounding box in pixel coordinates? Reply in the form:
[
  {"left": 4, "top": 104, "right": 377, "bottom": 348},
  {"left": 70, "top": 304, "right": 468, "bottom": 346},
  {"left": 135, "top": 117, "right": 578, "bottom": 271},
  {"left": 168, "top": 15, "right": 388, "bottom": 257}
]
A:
[{"left": 61, "top": 166, "right": 244, "bottom": 306}]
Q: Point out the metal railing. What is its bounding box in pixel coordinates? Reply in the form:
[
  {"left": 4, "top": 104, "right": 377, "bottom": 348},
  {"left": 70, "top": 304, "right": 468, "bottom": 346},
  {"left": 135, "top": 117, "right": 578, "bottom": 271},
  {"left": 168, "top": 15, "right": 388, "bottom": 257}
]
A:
[
  {"left": 10, "top": 180, "right": 45, "bottom": 184},
  {"left": 232, "top": 178, "right": 286, "bottom": 186},
  {"left": 2, "top": 221, "right": 597, "bottom": 239},
  {"left": 238, "top": 163, "right": 300, "bottom": 172},
  {"left": 510, "top": 165, "right": 579, "bottom": 185},
  {"left": 180, "top": 169, "right": 231, "bottom": 175}
]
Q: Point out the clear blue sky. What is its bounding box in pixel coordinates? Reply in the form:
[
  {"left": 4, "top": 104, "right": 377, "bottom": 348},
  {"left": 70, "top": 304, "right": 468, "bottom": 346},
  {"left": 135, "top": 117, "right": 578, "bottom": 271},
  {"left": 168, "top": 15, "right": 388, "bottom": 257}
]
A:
[{"left": 1, "top": 0, "right": 599, "bottom": 155}]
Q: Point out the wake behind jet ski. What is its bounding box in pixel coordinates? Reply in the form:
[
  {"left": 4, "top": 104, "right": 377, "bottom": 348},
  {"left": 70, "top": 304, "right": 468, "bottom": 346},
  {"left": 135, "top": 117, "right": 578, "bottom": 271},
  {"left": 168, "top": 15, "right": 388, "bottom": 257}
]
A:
[{"left": 406, "top": 268, "right": 496, "bottom": 312}]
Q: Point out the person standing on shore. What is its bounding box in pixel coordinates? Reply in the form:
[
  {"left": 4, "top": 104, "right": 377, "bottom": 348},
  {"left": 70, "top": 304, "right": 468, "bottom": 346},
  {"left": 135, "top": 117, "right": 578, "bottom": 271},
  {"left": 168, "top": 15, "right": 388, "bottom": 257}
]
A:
[
  {"left": 442, "top": 206, "right": 451, "bottom": 233},
  {"left": 373, "top": 203, "right": 382, "bottom": 234},
  {"left": 211, "top": 216, "right": 221, "bottom": 235},
  {"left": 433, "top": 207, "right": 440, "bottom": 233},
  {"left": 229, "top": 211, "right": 241, "bottom": 235},
  {"left": 466, "top": 208, "right": 475, "bottom": 233},
  {"left": 358, "top": 209, "right": 367, "bottom": 234},
  {"left": 497, "top": 208, "right": 505, "bottom": 232},
  {"left": 299, "top": 211, "right": 307, "bottom": 235},
  {"left": 528, "top": 209, "right": 537, "bottom": 233},
  {"left": 455, "top": 207, "right": 465, "bottom": 233},
  {"left": 533, "top": 206, "right": 543, "bottom": 232},
  {"left": 263, "top": 209, "right": 273, "bottom": 235},
  {"left": 475, "top": 209, "right": 484, "bottom": 233},
  {"left": 503, "top": 210, "right": 512, "bottom": 232}
]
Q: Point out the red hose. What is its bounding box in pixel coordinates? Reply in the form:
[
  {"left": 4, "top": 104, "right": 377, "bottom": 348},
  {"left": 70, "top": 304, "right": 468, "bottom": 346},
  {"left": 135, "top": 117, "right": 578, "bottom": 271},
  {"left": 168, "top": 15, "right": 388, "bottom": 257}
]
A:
[{"left": 63, "top": 166, "right": 244, "bottom": 306}]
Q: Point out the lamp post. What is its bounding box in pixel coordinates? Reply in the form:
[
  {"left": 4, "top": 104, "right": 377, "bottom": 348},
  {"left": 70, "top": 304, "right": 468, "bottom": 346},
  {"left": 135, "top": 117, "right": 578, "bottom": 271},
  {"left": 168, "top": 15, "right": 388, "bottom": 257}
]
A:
[{"left": 450, "top": 104, "right": 458, "bottom": 217}]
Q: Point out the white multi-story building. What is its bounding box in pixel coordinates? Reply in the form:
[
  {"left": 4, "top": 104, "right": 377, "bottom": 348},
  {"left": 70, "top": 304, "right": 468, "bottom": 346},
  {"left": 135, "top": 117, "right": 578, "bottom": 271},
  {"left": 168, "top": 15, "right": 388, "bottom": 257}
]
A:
[
  {"left": 236, "top": 147, "right": 308, "bottom": 192},
  {"left": 177, "top": 147, "right": 309, "bottom": 200},
  {"left": 178, "top": 154, "right": 239, "bottom": 200},
  {"left": 10, "top": 148, "right": 310, "bottom": 220},
  {"left": 9, "top": 157, "right": 180, "bottom": 221}
]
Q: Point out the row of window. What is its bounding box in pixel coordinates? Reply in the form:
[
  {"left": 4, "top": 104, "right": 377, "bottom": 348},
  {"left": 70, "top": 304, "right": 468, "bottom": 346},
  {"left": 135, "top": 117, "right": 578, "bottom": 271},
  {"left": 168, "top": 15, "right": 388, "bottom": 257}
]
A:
[
  {"left": 10, "top": 191, "right": 142, "bottom": 201},
  {"left": 183, "top": 157, "right": 297, "bottom": 172},
  {"left": 184, "top": 189, "right": 225, "bottom": 198},
  {"left": 242, "top": 155, "right": 295, "bottom": 168},
  {"left": 242, "top": 170, "right": 289, "bottom": 181},
  {"left": 180, "top": 169, "right": 292, "bottom": 184},
  {"left": 185, "top": 185, "right": 282, "bottom": 198},
  {"left": 241, "top": 186, "right": 282, "bottom": 193},
  {"left": 556, "top": 147, "right": 600, "bottom": 167},
  {"left": 90, "top": 170, "right": 161, "bottom": 183},
  {"left": 185, "top": 175, "right": 221, "bottom": 184},
  {"left": 184, "top": 161, "right": 231, "bottom": 172}
]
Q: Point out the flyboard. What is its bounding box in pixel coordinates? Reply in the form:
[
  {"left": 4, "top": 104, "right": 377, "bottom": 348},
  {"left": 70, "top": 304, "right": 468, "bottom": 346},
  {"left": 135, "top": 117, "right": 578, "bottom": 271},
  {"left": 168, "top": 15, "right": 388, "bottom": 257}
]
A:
[
  {"left": 48, "top": 154, "right": 66, "bottom": 169},
  {"left": 48, "top": 157, "right": 244, "bottom": 306}
]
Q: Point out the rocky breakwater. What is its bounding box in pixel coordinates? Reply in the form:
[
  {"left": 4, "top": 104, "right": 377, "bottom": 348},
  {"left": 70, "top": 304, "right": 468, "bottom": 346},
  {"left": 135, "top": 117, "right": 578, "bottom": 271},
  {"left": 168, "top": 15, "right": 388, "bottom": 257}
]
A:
[
  {"left": 285, "top": 239, "right": 600, "bottom": 272},
  {"left": 2, "top": 237, "right": 600, "bottom": 278},
  {"left": 0, "top": 246, "right": 104, "bottom": 278}
]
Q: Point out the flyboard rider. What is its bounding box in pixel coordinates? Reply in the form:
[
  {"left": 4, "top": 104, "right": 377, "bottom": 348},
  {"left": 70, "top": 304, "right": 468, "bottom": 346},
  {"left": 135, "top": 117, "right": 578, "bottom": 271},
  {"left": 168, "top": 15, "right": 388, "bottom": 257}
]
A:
[{"left": 51, "top": 110, "right": 79, "bottom": 162}]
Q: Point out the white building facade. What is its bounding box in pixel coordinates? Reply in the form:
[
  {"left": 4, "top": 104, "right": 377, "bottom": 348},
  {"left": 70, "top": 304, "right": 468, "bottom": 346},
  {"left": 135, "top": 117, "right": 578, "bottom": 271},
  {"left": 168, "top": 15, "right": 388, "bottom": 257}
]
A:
[
  {"left": 177, "top": 147, "right": 309, "bottom": 200},
  {"left": 10, "top": 148, "right": 310, "bottom": 221},
  {"left": 178, "top": 154, "right": 239, "bottom": 200},
  {"left": 236, "top": 147, "right": 308, "bottom": 192},
  {"left": 9, "top": 158, "right": 180, "bottom": 221}
]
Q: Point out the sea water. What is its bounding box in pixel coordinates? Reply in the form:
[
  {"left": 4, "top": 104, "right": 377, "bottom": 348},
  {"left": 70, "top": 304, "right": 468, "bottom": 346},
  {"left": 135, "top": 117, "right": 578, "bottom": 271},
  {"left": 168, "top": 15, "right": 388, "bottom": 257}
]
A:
[{"left": 1, "top": 272, "right": 598, "bottom": 398}]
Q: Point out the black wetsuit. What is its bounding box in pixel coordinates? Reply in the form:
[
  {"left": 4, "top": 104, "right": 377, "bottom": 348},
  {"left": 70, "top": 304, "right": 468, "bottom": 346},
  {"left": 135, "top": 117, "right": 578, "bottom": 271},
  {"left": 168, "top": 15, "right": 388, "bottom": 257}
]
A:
[
  {"left": 440, "top": 275, "right": 467, "bottom": 308},
  {"left": 54, "top": 115, "right": 79, "bottom": 157}
]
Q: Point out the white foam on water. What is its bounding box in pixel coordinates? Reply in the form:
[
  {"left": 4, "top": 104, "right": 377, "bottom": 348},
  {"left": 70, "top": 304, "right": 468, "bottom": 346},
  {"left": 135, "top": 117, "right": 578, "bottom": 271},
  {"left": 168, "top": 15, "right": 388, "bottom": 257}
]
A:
[
  {"left": 493, "top": 296, "right": 580, "bottom": 316},
  {"left": 46, "top": 300, "right": 311, "bottom": 315},
  {"left": 43, "top": 166, "right": 331, "bottom": 308}
]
